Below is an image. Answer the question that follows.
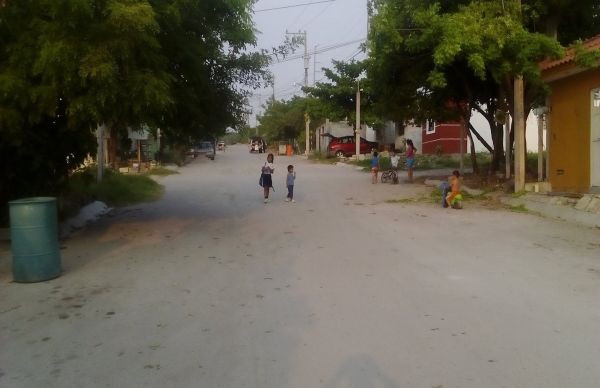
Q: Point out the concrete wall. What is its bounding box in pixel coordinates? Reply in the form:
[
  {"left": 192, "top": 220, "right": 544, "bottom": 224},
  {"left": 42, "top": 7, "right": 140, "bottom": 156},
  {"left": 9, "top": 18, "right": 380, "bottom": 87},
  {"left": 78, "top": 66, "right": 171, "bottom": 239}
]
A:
[
  {"left": 548, "top": 68, "right": 600, "bottom": 192},
  {"left": 324, "top": 121, "right": 376, "bottom": 143},
  {"left": 400, "top": 124, "right": 422, "bottom": 153}
]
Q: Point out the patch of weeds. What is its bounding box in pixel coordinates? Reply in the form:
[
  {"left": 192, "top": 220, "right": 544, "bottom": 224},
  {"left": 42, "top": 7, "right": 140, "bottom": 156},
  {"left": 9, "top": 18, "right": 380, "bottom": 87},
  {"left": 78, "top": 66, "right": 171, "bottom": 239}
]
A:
[
  {"left": 429, "top": 188, "right": 442, "bottom": 200},
  {"left": 145, "top": 167, "right": 179, "bottom": 176},
  {"left": 64, "top": 169, "right": 164, "bottom": 209},
  {"left": 351, "top": 159, "right": 372, "bottom": 170},
  {"left": 511, "top": 190, "right": 528, "bottom": 198},
  {"left": 508, "top": 204, "right": 528, "bottom": 213},
  {"left": 386, "top": 192, "right": 435, "bottom": 205},
  {"left": 94, "top": 172, "right": 164, "bottom": 206},
  {"left": 308, "top": 151, "right": 338, "bottom": 164}
]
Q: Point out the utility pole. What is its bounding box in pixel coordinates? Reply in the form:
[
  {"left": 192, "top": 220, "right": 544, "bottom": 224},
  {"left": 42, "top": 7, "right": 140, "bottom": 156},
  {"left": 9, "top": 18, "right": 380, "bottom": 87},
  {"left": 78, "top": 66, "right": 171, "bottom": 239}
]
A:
[
  {"left": 513, "top": 0, "right": 526, "bottom": 192},
  {"left": 505, "top": 114, "right": 511, "bottom": 179},
  {"left": 514, "top": 77, "right": 526, "bottom": 191},
  {"left": 313, "top": 44, "right": 319, "bottom": 85},
  {"left": 271, "top": 77, "right": 275, "bottom": 107},
  {"left": 286, "top": 30, "right": 309, "bottom": 87},
  {"left": 303, "top": 31, "right": 309, "bottom": 86},
  {"left": 355, "top": 81, "right": 361, "bottom": 159},
  {"left": 305, "top": 112, "right": 310, "bottom": 155}
]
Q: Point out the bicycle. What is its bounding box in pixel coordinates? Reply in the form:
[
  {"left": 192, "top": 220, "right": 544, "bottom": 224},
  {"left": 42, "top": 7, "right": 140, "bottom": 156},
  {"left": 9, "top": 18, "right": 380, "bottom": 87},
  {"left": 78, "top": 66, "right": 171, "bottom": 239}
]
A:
[{"left": 380, "top": 169, "right": 399, "bottom": 184}]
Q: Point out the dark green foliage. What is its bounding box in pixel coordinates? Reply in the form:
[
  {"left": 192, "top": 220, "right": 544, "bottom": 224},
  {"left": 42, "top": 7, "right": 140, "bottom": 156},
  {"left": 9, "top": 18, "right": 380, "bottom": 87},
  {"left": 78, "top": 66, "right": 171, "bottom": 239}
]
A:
[
  {"left": 303, "top": 60, "right": 380, "bottom": 126},
  {"left": 256, "top": 97, "right": 310, "bottom": 143},
  {"left": 0, "top": 0, "right": 267, "bottom": 222}
]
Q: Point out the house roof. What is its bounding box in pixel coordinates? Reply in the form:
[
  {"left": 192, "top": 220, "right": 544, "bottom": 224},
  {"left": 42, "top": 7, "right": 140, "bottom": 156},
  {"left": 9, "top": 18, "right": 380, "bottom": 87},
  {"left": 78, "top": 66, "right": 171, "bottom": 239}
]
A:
[{"left": 540, "top": 35, "right": 600, "bottom": 71}]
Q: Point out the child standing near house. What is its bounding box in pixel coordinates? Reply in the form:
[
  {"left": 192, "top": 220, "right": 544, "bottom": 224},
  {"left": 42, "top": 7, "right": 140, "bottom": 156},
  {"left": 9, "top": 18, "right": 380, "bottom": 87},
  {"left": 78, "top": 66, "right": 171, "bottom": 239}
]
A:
[
  {"left": 285, "top": 165, "right": 296, "bottom": 202},
  {"left": 371, "top": 151, "right": 380, "bottom": 184}
]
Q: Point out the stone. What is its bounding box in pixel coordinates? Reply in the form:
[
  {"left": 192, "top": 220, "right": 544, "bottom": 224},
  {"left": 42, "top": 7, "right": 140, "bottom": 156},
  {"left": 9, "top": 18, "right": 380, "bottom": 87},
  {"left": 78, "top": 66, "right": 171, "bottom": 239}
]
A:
[
  {"left": 575, "top": 195, "right": 593, "bottom": 211},
  {"left": 586, "top": 197, "right": 600, "bottom": 213}
]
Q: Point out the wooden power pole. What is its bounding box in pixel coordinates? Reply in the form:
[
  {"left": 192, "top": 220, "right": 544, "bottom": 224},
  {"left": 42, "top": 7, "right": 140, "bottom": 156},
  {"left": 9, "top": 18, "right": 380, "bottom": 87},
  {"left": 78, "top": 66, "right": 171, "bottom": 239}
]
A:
[{"left": 513, "top": 0, "right": 526, "bottom": 192}]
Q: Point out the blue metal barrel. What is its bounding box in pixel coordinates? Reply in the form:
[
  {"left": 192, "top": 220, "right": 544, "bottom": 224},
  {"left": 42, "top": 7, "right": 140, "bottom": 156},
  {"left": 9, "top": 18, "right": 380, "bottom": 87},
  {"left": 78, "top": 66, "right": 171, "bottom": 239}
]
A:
[{"left": 8, "top": 197, "right": 62, "bottom": 282}]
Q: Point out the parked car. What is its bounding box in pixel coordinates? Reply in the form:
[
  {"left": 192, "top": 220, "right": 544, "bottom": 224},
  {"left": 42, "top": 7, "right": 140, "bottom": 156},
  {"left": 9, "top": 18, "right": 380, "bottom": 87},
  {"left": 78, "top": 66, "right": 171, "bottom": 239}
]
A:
[
  {"left": 250, "top": 137, "right": 267, "bottom": 153},
  {"left": 217, "top": 141, "right": 226, "bottom": 151},
  {"left": 188, "top": 141, "right": 215, "bottom": 160},
  {"left": 327, "top": 136, "right": 378, "bottom": 157},
  {"left": 199, "top": 141, "right": 215, "bottom": 160}
]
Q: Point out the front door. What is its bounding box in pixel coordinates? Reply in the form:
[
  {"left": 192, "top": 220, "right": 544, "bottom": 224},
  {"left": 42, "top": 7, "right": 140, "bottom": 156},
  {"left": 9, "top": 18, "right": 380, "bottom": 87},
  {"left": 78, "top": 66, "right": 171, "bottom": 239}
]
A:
[{"left": 591, "top": 89, "right": 600, "bottom": 188}]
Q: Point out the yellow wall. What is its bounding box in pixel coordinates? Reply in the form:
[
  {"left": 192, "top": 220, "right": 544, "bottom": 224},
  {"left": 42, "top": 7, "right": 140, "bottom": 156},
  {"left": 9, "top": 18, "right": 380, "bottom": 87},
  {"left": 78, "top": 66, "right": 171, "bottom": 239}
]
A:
[{"left": 548, "top": 69, "right": 600, "bottom": 192}]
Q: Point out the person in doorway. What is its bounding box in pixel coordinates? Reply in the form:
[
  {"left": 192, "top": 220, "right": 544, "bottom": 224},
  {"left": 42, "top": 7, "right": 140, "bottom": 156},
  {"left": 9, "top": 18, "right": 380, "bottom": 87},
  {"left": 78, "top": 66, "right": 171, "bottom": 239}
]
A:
[
  {"left": 371, "top": 151, "right": 380, "bottom": 184},
  {"left": 405, "top": 139, "right": 416, "bottom": 182},
  {"left": 446, "top": 170, "right": 463, "bottom": 209},
  {"left": 285, "top": 165, "right": 296, "bottom": 203},
  {"left": 260, "top": 153, "right": 275, "bottom": 203}
]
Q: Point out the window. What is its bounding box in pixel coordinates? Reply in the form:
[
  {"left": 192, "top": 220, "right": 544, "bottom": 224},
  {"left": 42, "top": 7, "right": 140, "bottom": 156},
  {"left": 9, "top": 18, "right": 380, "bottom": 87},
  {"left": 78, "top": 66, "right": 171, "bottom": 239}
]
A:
[
  {"left": 425, "top": 119, "right": 436, "bottom": 134},
  {"left": 594, "top": 90, "right": 600, "bottom": 108}
]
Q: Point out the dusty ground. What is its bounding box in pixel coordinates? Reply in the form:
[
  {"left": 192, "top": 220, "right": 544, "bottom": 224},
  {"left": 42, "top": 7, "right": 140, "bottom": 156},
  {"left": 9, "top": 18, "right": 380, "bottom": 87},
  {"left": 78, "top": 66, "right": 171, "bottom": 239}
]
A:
[{"left": 1, "top": 144, "right": 599, "bottom": 388}]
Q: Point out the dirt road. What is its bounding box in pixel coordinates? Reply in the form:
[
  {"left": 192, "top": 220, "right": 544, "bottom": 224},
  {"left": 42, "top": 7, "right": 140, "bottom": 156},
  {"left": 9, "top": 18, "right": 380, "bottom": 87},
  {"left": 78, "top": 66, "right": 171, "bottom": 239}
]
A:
[{"left": 1, "top": 145, "right": 599, "bottom": 387}]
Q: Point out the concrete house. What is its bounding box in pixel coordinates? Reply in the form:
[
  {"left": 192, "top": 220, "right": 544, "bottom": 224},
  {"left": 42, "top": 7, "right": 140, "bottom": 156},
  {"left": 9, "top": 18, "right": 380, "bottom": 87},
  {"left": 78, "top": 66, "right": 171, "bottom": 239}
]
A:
[{"left": 540, "top": 35, "right": 600, "bottom": 193}]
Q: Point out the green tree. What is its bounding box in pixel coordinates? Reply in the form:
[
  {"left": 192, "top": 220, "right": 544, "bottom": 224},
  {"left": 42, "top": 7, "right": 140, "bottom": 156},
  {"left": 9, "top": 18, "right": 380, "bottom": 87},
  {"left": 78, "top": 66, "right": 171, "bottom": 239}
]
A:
[
  {"left": 367, "top": 0, "right": 564, "bottom": 173},
  {"left": 0, "top": 0, "right": 267, "bottom": 220},
  {"left": 256, "top": 97, "right": 309, "bottom": 143},
  {"left": 153, "top": 0, "right": 269, "bottom": 143}
]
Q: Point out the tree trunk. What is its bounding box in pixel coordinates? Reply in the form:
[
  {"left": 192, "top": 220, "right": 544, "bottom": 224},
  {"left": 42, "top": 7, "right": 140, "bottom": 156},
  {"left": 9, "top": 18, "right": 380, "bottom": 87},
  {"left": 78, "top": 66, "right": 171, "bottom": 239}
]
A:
[
  {"left": 108, "top": 126, "right": 119, "bottom": 170},
  {"left": 466, "top": 126, "right": 479, "bottom": 175},
  {"left": 467, "top": 122, "right": 493, "bottom": 152},
  {"left": 489, "top": 122, "right": 505, "bottom": 174}
]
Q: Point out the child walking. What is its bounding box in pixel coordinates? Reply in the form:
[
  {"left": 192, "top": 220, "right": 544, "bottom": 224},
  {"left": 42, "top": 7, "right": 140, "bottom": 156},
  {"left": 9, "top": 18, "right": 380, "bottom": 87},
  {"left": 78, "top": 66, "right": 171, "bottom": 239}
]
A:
[
  {"left": 285, "top": 165, "right": 296, "bottom": 202},
  {"left": 260, "top": 153, "right": 275, "bottom": 203}
]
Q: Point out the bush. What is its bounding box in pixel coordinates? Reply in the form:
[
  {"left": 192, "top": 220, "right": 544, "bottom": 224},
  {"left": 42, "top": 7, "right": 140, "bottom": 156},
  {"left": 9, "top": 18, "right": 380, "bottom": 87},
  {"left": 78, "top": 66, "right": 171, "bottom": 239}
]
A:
[
  {"left": 60, "top": 169, "right": 164, "bottom": 219},
  {"left": 160, "top": 147, "right": 187, "bottom": 166}
]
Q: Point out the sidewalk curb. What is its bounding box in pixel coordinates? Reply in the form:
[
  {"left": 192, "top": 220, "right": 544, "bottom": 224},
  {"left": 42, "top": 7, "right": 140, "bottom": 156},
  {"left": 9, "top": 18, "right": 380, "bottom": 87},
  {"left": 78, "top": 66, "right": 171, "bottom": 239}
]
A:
[{"left": 500, "top": 194, "right": 600, "bottom": 228}]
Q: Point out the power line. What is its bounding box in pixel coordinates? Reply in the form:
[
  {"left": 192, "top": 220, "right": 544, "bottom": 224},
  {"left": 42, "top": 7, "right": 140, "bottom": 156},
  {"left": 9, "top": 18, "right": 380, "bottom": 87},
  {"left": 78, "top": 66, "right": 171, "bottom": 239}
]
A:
[
  {"left": 255, "top": 0, "right": 335, "bottom": 13},
  {"left": 271, "top": 38, "right": 366, "bottom": 64},
  {"left": 299, "top": 0, "right": 335, "bottom": 30},
  {"left": 346, "top": 48, "right": 364, "bottom": 61}
]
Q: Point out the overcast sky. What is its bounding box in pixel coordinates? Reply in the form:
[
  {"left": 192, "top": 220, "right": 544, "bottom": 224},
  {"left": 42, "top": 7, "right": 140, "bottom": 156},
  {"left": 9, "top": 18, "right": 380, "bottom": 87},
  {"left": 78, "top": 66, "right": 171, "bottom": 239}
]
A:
[{"left": 249, "top": 0, "right": 541, "bottom": 151}]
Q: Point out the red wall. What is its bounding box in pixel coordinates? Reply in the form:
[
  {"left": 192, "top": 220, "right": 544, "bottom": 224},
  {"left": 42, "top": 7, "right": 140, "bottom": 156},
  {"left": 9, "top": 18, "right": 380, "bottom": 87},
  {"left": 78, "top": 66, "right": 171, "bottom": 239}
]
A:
[{"left": 421, "top": 122, "right": 468, "bottom": 155}]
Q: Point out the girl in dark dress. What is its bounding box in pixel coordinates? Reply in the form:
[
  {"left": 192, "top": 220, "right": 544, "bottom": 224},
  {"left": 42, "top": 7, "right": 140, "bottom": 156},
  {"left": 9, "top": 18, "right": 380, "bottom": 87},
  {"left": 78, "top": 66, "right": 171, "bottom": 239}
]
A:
[{"left": 261, "top": 153, "right": 275, "bottom": 203}]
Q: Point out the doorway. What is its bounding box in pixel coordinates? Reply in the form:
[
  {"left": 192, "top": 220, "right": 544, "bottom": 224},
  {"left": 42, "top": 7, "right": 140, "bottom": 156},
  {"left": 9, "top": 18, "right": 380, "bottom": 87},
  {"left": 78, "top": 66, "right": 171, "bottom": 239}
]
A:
[{"left": 591, "top": 89, "right": 600, "bottom": 189}]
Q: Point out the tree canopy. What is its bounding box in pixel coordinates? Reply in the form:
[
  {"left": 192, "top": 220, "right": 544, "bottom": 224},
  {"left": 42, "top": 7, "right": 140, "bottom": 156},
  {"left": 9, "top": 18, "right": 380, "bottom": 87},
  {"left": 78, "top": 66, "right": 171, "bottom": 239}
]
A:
[{"left": 366, "top": 0, "right": 600, "bottom": 172}]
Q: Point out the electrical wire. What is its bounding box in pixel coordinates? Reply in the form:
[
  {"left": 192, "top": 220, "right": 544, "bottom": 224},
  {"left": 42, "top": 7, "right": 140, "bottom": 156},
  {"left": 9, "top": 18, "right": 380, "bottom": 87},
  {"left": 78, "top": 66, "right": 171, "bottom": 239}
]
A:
[
  {"left": 270, "top": 38, "right": 366, "bottom": 64},
  {"left": 299, "top": 0, "right": 335, "bottom": 30},
  {"left": 344, "top": 48, "right": 364, "bottom": 61},
  {"left": 286, "top": 6, "right": 309, "bottom": 31},
  {"left": 255, "top": 0, "right": 335, "bottom": 13}
]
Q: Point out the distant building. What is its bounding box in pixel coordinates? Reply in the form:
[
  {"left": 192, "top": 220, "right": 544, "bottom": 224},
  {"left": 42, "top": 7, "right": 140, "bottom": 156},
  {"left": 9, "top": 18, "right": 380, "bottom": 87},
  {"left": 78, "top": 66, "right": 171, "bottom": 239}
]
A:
[{"left": 421, "top": 119, "right": 467, "bottom": 155}]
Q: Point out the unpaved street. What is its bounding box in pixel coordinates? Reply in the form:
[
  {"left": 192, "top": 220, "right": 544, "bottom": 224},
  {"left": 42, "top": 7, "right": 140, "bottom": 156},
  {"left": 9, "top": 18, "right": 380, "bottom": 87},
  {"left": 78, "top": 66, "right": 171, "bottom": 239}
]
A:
[{"left": 1, "top": 145, "right": 599, "bottom": 388}]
